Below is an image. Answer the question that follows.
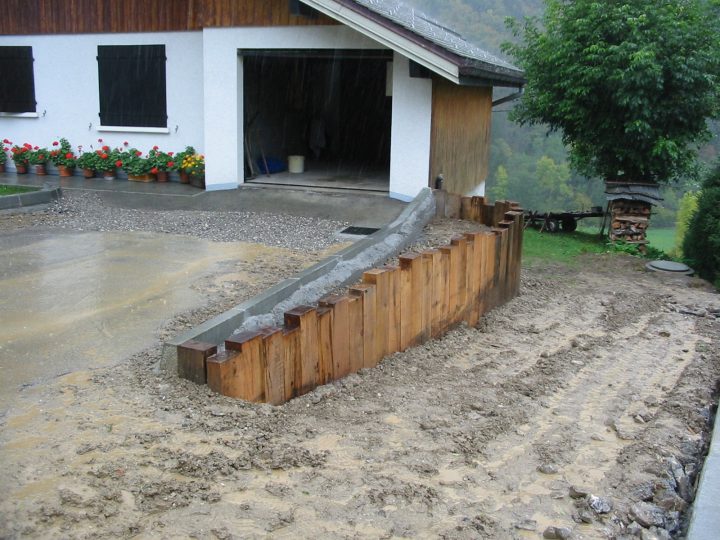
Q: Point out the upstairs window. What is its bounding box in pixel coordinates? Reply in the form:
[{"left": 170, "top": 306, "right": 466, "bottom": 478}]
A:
[
  {"left": 0, "top": 46, "right": 36, "bottom": 113},
  {"left": 97, "top": 45, "right": 167, "bottom": 128}
]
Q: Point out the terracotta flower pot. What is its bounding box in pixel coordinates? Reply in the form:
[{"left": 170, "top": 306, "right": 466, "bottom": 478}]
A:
[
  {"left": 57, "top": 165, "right": 74, "bottom": 177},
  {"left": 35, "top": 164, "right": 47, "bottom": 176},
  {"left": 156, "top": 170, "right": 169, "bottom": 183},
  {"left": 15, "top": 162, "right": 28, "bottom": 174},
  {"left": 189, "top": 174, "right": 206, "bottom": 189},
  {"left": 179, "top": 170, "right": 190, "bottom": 184},
  {"left": 0, "top": 163, "right": 6, "bottom": 174},
  {"left": 83, "top": 168, "right": 95, "bottom": 179},
  {"left": 103, "top": 170, "right": 115, "bottom": 180}
]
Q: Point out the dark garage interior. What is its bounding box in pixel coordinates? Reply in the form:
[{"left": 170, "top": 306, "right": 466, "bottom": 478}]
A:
[{"left": 243, "top": 50, "right": 392, "bottom": 191}]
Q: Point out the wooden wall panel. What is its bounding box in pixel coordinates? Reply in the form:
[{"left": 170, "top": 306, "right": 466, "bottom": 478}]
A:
[
  {"left": 0, "top": 0, "right": 339, "bottom": 35},
  {"left": 430, "top": 78, "right": 493, "bottom": 196}
]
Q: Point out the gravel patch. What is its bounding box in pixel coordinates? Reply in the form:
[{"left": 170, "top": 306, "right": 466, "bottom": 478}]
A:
[{"left": 0, "top": 191, "right": 349, "bottom": 251}]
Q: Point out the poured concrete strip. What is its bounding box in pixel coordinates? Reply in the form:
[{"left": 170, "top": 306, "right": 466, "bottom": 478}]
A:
[
  {"left": 0, "top": 186, "right": 61, "bottom": 210},
  {"left": 687, "top": 398, "right": 720, "bottom": 539},
  {"left": 161, "top": 187, "right": 436, "bottom": 373}
]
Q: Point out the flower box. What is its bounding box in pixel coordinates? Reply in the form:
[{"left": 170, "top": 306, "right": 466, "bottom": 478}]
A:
[{"left": 128, "top": 174, "right": 155, "bottom": 183}]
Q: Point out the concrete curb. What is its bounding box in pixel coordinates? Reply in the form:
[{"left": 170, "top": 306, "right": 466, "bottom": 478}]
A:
[
  {"left": 161, "top": 187, "right": 436, "bottom": 373},
  {"left": 687, "top": 399, "right": 720, "bottom": 539},
  {"left": 0, "top": 185, "right": 61, "bottom": 210}
]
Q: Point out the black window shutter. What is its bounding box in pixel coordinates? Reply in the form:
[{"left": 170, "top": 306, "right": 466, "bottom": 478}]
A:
[
  {"left": 0, "top": 46, "right": 36, "bottom": 113},
  {"left": 97, "top": 45, "right": 167, "bottom": 128}
]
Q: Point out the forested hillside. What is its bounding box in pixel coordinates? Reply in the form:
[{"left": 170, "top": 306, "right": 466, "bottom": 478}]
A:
[{"left": 405, "top": 0, "right": 719, "bottom": 224}]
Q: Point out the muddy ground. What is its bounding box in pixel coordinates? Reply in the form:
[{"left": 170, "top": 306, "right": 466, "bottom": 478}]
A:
[{"left": 1, "top": 219, "right": 719, "bottom": 539}]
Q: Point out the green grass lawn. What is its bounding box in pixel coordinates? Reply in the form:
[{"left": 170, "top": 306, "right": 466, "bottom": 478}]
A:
[
  {"left": 645, "top": 227, "right": 676, "bottom": 253},
  {"left": 0, "top": 184, "right": 39, "bottom": 196},
  {"left": 522, "top": 228, "right": 609, "bottom": 264}
]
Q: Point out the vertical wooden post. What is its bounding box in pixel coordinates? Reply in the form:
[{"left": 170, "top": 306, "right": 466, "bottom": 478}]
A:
[
  {"left": 450, "top": 235, "right": 468, "bottom": 324},
  {"left": 363, "top": 268, "right": 392, "bottom": 361},
  {"left": 480, "top": 231, "right": 497, "bottom": 316},
  {"left": 419, "top": 250, "right": 433, "bottom": 342},
  {"left": 386, "top": 266, "right": 402, "bottom": 354},
  {"left": 221, "top": 330, "right": 265, "bottom": 402},
  {"left": 319, "top": 295, "right": 350, "bottom": 380},
  {"left": 445, "top": 193, "right": 462, "bottom": 218},
  {"left": 259, "top": 327, "right": 285, "bottom": 406},
  {"left": 206, "top": 349, "right": 240, "bottom": 397},
  {"left": 439, "top": 243, "right": 459, "bottom": 327},
  {"left": 177, "top": 340, "right": 217, "bottom": 385},
  {"left": 349, "top": 283, "right": 378, "bottom": 368},
  {"left": 283, "top": 327, "right": 300, "bottom": 401},
  {"left": 316, "top": 306, "right": 334, "bottom": 386},
  {"left": 460, "top": 196, "right": 472, "bottom": 220},
  {"left": 347, "top": 295, "right": 364, "bottom": 374},
  {"left": 284, "top": 306, "right": 319, "bottom": 396},
  {"left": 399, "top": 254, "right": 422, "bottom": 349},
  {"left": 421, "top": 249, "right": 443, "bottom": 339},
  {"left": 462, "top": 233, "right": 479, "bottom": 326},
  {"left": 499, "top": 219, "right": 515, "bottom": 303},
  {"left": 471, "top": 196, "right": 484, "bottom": 222}
]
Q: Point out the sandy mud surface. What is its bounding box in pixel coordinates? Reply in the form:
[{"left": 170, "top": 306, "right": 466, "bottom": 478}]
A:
[{"left": 1, "top": 221, "right": 719, "bottom": 539}]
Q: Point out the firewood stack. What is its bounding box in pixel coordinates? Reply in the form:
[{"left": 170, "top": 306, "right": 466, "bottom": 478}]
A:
[
  {"left": 604, "top": 182, "right": 663, "bottom": 245},
  {"left": 609, "top": 200, "right": 652, "bottom": 243}
]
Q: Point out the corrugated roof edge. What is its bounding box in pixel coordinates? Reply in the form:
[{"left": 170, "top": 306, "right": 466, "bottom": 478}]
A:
[{"left": 304, "top": 0, "right": 525, "bottom": 87}]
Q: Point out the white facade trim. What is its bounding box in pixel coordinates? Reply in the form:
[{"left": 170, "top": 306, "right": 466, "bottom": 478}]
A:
[{"left": 0, "top": 112, "right": 39, "bottom": 118}]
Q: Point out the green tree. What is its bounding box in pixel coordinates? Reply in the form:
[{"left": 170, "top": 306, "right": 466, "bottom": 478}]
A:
[
  {"left": 683, "top": 165, "right": 720, "bottom": 287},
  {"left": 672, "top": 191, "right": 699, "bottom": 257},
  {"left": 504, "top": 0, "right": 720, "bottom": 184},
  {"left": 488, "top": 164, "right": 510, "bottom": 201}
]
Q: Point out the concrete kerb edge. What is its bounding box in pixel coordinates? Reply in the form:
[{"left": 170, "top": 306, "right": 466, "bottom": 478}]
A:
[
  {"left": 0, "top": 186, "right": 61, "bottom": 210},
  {"left": 687, "top": 397, "right": 720, "bottom": 539},
  {"left": 160, "top": 187, "right": 436, "bottom": 374}
]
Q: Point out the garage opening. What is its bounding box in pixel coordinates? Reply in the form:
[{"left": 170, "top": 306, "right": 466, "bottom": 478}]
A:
[{"left": 243, "top": 49, "right": 392, "bottom": 192}]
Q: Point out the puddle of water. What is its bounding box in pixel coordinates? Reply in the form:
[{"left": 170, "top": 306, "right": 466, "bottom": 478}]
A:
[{"left": 0, "top": 231, "right": 297, "bottom": 410}]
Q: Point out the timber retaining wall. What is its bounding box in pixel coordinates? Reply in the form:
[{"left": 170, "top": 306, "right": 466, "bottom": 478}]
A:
[{"left": 177, "top": 192, "right": 523, "bottom": 404}]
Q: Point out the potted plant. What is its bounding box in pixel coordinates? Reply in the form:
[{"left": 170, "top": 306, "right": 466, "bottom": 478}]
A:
[
  {"left": 175, "top": 146, "right": 196, "bottom": 184},
  {"left": 28, "top": 146, "right": 50, "bottom": 175},
  {"left": 0, "top": 139, "right": 8, "bottom": 173},
  {"left": 50, "top": 138, "right": 77, "bottom": 176},
  {"left": 182, "top": 153, "right": 205, "bottom": 188},
  {"left": 122, "top": 149, "right": 154, "bottom": 182},
  {"left": 10, "top": 142, "right": 32, "bottom": 174},
  {"left": 148, "top": 146, "right": 176, "bottom": 182},
  {"left": 76, "top": 148, "right": 99, "bottom": 178}
]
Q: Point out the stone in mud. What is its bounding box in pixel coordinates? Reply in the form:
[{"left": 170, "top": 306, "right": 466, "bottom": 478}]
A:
[
  {"left": 572, "top": 510, "right": 593, "bottom": 524},
  {"left": 640, "top": 527, "right": 671, "bottom": 540},
  {"left": 587, "top": 494, "right": 613, "bottom": 514},
  {"left": 629, "top": 502, "right": 665, "bottom": 528},
  {"left": 654, "top": 489, "right": 688, "bottom": 512},
  {"left": 569, "top": 485, "right": 589, "bottom": 499},
  {"left": 514, "top": 519, "right": 537, "bottom": 531},
  {"left": 537, "top": 463, "right": 559, "bottom": 474},
  {"left": 543, "top": 525, "right": 572, "bottom": 539},
  {"left": 626, "top": 521, "right": 643, "bottom": 536}
]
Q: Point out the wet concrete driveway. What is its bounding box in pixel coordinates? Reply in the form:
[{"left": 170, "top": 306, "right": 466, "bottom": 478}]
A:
[{"left": 0, "top": 230, "right": 289, "bottom": 409}]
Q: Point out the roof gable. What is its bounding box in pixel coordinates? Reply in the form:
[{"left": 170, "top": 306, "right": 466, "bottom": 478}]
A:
[{"left": 301, "top": 0, "right": 525, "bottom": 87}]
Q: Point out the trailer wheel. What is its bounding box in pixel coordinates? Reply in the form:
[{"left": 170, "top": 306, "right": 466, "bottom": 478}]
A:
[
  {"left": 561, "top": 218, "right": 578, "bottom": 232},
  {"left": 545, "top": 219, "right": 559, "bottom": 233}
]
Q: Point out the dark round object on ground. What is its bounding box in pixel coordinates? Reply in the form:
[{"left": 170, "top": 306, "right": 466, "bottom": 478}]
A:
[
  {"left": 561, "top": 218, "right": 577, "bottom": 232},
  {"left": 545, "top": 219, "right": 559, "bottom": 233}
]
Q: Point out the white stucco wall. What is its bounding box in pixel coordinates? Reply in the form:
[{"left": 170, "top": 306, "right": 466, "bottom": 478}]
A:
[
  {"left": 388, "top": 53, "right": 432, "bottom": 201},
  {"left": 201, "top": 25, "right": 386, "bottom": 191},
  {"left": 0, "top": 32, "right": 204, "bottom": 171}
]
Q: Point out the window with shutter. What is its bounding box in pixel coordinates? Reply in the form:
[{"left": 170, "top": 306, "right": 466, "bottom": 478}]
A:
[
  {"left": 0, "top": 46, "right": 36, "bottom": 113},
  {"left": 97, "top": 45, "right": 167, "bottom": 128}
]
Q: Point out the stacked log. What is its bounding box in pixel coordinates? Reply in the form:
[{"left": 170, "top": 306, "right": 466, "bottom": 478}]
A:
[{"left": 609, "top": 200, "right": 651, "bottom": 243}]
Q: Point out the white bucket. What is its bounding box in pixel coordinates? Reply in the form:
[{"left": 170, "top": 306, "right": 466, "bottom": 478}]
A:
[{"left": 288, "top": 155, "right": 305, "bottom": 174}]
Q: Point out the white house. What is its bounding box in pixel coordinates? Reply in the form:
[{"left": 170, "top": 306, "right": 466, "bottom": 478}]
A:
[{"left": 0, "top": 0, "right": 524, "bottom": 201}]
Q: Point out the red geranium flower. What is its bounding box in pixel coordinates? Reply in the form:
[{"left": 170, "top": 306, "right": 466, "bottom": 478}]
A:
[
  {"left": 100, "top": 153, "right": 108, "bottom": 159},
  {"left": 151, "top": 167, "right": 158, "bottom": 174},
  {"left": 152, "top": 145, "right": 159, "bottom": 151},
  {"left": 167, "top": 161, "right": 174, "bottom": 168},
  {"left": 2, "top": 139, "right": 9, "bottom": 144},
  {"left": 135, "top": 151, "right": 142, "bottom": 157},
  {"left": 33, "top": 146, "right": 39, "bottom": 150},
  {"left": 167, "top": 152, "right": 174, "bottom": 156},
  {"left": 115, "top": 160, "right": 123, "bottom": 167},
  {"left": 52, "top": 141, "right": 59, "bottom": 146},
  {"left": 24, "top": 143, "right": 32, "bottom": 149},
  {"left": 123, "top": 141, "right": 129, "bottom": 146},
  {"left": 65, "top": 152, "right": 73, "bottom": 159},
  {"left": 38, "top": 154, "right": 45, "bottom": 160},
  {"left": 98, "top": 138, "right": 103, "bottom": 143},
  {"left": 102, "top": 145, "right": 110, "bottom": 151}
]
